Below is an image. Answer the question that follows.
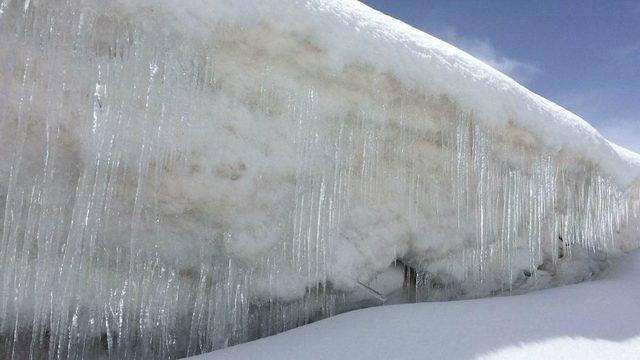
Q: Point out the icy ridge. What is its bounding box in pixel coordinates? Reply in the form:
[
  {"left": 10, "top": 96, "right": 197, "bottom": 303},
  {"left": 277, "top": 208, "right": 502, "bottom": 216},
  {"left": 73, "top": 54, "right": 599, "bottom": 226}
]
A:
[
  {"left": 1, "top": 0, "right": 640, "bottom": 359},
  {"left": 106, "top": 0, "right": 640, "bottom": 185}
]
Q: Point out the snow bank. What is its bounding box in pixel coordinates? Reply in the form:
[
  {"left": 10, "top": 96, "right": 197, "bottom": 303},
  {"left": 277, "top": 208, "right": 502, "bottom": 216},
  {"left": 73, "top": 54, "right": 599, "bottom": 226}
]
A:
[
  {"left": 195, "top": 250, "right": 640, "bottom": 360},
  {"left": 1, "top": 0, "right": 639, "bottom": 358},
  {"left": 99, "top": 0, "right": 640, "bottom": 185}
]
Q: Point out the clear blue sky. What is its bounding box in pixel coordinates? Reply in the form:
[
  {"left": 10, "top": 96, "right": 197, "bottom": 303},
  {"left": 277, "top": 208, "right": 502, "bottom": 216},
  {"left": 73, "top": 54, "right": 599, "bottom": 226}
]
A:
[{"left": 362, "top": 0, "right": 640, "bottom": 153}]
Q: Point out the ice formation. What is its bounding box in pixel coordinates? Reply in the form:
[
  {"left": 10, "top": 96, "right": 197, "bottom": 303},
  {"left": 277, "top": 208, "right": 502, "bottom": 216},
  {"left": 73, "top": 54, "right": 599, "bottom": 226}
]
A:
[{"left": 1, "top": 0, "right": 639, "bottom": 358}]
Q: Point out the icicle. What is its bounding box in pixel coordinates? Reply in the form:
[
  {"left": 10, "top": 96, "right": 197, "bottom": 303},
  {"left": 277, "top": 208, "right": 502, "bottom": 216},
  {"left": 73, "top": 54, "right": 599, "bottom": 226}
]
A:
[{"left": 1, "top": 0, "right": 639, "bottom": 358}]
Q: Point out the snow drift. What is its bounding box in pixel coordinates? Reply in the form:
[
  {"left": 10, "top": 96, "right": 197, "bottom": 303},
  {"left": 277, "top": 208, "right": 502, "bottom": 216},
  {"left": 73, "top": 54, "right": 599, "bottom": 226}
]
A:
[{"left": 0, "top": 0, "right": 639, "bottom": 358}]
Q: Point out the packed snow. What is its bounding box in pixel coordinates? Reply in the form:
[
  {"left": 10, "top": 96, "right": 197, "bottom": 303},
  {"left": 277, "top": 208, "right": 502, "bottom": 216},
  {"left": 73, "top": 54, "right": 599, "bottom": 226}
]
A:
[
  {"left": 1, "top": 0, "right": 639, "bottom": 358},
  {"left": 105, "top": 0, "right": 640, "bottom": 185},
  {"left": 194, "top": 250, "right": 640, "bottom": 360}
]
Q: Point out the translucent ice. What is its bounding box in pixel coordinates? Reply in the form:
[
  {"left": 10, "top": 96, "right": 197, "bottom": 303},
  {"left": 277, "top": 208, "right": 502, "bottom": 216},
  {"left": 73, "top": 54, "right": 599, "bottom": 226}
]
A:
[{"left": 1, "top": 0, "right": 639, "bottom": 358}]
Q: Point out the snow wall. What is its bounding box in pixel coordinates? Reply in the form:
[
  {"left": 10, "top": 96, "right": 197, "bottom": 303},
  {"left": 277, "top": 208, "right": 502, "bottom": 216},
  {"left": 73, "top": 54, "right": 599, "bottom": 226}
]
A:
[{"left": 1, "top": 0, "right": 640, "bottom": 358}]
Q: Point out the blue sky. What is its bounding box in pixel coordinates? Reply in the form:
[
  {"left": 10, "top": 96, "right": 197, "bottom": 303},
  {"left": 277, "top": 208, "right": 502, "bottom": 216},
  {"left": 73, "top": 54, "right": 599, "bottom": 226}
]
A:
[{"left": 361, "top": 0, "right": 640, "bottom": 153}]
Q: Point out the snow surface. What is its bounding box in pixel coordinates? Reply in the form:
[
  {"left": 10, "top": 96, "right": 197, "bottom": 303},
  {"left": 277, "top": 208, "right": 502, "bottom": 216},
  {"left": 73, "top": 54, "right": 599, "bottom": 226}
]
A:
[
  {"left": 103, "top": 0, "right": 640, "bottom": 186},
  {"left": 193, "top": 250, "right": 640, "bottom": 360}
]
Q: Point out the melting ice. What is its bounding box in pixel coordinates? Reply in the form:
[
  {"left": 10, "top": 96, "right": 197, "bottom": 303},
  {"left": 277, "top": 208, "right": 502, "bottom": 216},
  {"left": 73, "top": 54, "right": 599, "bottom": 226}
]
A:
[{"left": 1, "top": 0, "right": 639, "bottom": 358}]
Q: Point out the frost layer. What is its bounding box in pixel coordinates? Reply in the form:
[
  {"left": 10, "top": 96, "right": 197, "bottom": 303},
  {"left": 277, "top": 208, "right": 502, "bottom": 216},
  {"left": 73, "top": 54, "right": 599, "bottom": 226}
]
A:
[{"left": 1, "top": 0, "right": 640, "bottom": 358}]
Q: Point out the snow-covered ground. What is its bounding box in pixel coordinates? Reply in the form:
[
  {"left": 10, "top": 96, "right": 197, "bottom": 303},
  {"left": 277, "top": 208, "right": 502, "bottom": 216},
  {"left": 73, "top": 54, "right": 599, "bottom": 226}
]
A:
[{"left": 195, "top": 250, "right": 640, "bottom": 360}]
